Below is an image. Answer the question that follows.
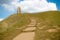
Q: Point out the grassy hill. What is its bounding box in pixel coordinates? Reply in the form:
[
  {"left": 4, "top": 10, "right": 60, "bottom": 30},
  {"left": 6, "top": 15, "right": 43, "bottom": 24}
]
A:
[
  {"left": 0, "top": 13, "right": 30, "bottom": 40},
  {"left": 33, "top": 11, "right": 60, "bottom": 40},
  {"left": 0, "top": 11, "right": 60, "bottom": 40}
]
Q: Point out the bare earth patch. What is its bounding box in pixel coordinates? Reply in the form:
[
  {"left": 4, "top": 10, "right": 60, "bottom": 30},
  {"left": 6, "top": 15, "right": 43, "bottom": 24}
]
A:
[
  {"left": 46, "top": 29, "right": 58, "bottom": 32},
  {"left": 13, "top": 32, "right": 35, "bottom": 40},
  {"left": 13, "top": 18, "right": 36, "bottom": 40}
]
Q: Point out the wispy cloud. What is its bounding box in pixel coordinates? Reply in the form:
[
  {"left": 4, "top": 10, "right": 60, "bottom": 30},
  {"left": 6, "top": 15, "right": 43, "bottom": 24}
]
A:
[{"left": 1, "top": 0, "right": 57, "bottom": 13}]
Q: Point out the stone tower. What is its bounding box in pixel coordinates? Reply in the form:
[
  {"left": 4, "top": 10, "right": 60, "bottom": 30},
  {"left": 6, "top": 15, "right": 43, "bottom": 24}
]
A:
[{"left": 17, "top": 6, "right": 21, "bottom": 14}]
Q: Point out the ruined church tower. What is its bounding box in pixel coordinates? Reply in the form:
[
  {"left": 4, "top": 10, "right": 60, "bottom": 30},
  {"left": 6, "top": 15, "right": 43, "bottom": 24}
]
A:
[{"left": 17, "top": 6, "right": 21, "bottom": 14}]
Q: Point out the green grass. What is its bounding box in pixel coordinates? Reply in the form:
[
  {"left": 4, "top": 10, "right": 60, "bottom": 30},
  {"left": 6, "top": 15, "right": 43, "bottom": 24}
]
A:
[
  {"left": 33, "top": 11, "right": 60, "bottom": 40},
  {"left": 0, "top": 11, "right": 60, "bottom": 40},
  {"left": 0, "top": 13, "right": 30, "bottom": 40}
]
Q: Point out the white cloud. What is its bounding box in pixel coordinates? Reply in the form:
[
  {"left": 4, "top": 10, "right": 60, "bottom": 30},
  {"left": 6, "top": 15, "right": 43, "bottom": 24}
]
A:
[
  {"left": 48, "top": 3, "right": 57, "bottom": 10},
  {"left": 2, "top": 0, "right": 57, "bottom": 13},
  {"left": 20, "top": 0, "right": 57, "bottom": 13},
  {"left": 2, "top": 4, "right": 15, "bottom": 11},
  {"left": 0, "top": 19, "right": 3, "bottom": 21}
]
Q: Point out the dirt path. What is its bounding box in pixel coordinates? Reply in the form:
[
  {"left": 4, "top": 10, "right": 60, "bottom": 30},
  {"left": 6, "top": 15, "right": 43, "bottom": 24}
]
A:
[{"left": 13, "top": 18, "right": 37, "bottom": 40}]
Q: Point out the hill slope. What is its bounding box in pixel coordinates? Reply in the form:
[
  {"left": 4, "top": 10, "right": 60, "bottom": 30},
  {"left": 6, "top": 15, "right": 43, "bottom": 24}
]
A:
[
  {"left": 33, "top": 11, "right": 60, "bottom": 40},
  {"left": 0, "top": 11, "right": 60, "bottom": 40},
  {"left": 0, "top": 13, "right": 30, "bottom": 40}
]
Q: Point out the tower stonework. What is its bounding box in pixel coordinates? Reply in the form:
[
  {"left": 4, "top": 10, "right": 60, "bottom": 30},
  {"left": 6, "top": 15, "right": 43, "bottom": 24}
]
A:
[{"left": 17, "top": 6, "right": 21, "bottom": 14}]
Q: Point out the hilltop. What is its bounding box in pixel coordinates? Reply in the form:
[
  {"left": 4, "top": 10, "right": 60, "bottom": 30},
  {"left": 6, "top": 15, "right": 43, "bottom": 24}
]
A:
[{"left": 0, "top": 11, "right": 60, "bottom": 40}]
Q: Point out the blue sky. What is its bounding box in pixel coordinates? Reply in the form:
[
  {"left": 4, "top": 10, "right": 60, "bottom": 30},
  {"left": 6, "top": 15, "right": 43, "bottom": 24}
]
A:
[{"left": 0, "top": 0, "right": 60, "bottom": 19}]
